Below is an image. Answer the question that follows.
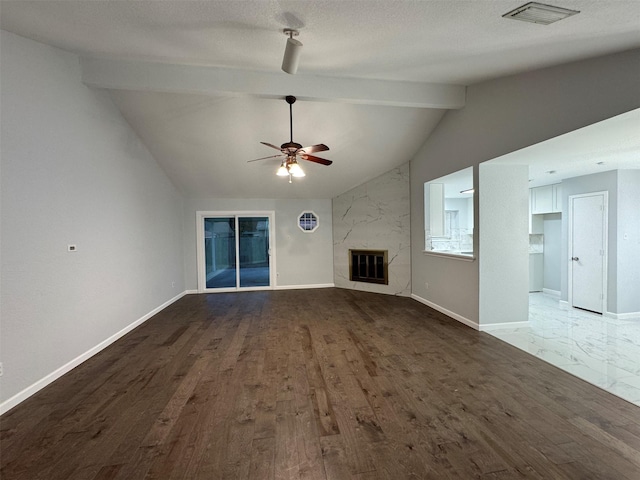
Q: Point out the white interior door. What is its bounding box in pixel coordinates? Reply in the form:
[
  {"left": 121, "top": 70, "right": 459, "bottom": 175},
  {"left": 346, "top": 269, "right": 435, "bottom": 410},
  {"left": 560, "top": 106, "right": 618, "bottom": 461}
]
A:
[{"left": 569, "top": 192, "right": 607, "bottom": 314}]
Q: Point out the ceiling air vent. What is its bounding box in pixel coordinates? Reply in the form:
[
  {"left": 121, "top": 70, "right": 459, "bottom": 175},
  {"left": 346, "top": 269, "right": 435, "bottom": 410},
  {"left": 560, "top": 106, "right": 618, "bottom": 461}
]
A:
[{"left": 503, "top": 2, "right": 579, "bottom": 25}]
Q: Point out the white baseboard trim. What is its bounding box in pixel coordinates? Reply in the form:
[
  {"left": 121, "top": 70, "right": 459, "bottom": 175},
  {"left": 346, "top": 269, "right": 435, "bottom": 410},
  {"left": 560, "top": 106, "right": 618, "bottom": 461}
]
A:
[
  {"left": 604, "top": 311, "right": 640, "bottom": 320},
  {"left": 542, "top": 288, "right": 561, "bottom": 297},
  {"left": 274, "top": 283, "right": 335, "bottom": 291},
  {"left": 479, "top": 321, "right": 531, "bottom": 332},
  {"left": 189, "top": 285, "right": 335, "bottom": 294},
  {"left": 411, "top": 294, "right": 479, "bottom": 330},
  {"left": 555, "top": 301, "right": 638, "bottom": 320},
  {"left": 0, "top": 291, "right": 187, "bottom": 416}
]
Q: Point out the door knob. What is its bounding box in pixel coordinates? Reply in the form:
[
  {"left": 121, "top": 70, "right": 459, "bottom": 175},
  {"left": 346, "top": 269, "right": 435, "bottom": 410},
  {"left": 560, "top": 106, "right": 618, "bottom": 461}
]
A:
[{"left": 571, "top": 256, "right": 579, "bottom": 261}]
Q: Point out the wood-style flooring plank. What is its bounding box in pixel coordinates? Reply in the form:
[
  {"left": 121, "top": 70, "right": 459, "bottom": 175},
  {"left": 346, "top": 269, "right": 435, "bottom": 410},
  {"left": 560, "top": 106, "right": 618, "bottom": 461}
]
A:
[
  {"left": 274, "top": 399, "right": 300, "bottom": 480},
  {"left": 2, "top": 289, "right": 639, "bottom": 479}
]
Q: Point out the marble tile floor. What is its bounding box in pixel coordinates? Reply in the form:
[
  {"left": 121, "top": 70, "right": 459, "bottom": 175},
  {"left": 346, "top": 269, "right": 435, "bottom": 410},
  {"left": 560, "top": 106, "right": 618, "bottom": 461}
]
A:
[{"left": 489, "top": 292, "right": 640, "bottom": 407}]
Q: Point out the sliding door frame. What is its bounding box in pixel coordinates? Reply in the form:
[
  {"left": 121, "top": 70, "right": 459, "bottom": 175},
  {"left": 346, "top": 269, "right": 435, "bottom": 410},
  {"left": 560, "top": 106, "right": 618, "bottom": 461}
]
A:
[{"left": 196, "top": 210, "right": 276, "bottom": 293}]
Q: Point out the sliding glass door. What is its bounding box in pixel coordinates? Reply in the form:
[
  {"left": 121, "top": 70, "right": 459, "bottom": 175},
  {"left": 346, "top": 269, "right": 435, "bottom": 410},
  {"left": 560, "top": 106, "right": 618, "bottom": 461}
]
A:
[
  {"left": 204, "top": 217, "right": 237, "bottom": 289},
  {"left": 198, "top": 212, "right": 274, "bottom": 292},
  {"left": 238, "top": 217, "right": 270, "bottom": 287}
]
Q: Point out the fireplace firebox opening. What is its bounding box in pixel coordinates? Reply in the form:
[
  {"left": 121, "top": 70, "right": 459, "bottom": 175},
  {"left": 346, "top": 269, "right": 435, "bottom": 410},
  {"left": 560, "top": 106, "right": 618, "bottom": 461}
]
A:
[{"left": 349, "top": 249, "right": 388, "bottom": 285}]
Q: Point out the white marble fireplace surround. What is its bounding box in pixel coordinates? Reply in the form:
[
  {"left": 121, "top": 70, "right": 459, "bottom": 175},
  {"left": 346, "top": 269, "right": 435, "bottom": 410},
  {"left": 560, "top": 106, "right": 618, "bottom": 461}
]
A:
[{"left": 333, "top": 164, "right": 411, "bottom": 296}]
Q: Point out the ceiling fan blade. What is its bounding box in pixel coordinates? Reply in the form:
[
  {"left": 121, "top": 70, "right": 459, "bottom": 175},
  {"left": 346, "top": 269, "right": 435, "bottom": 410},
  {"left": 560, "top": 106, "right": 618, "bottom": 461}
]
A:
[
  {"left": 299, "top": 144, "right": 329, "bottom": 154},
  {"left": 300, "top": 154, "right": 333, "bottom": 166},
  {"left": 247, "top": 154, "right": 285, "bottom": 163},
  {"left": 260, "top": 141, "right": 283, "bottom": 151}
]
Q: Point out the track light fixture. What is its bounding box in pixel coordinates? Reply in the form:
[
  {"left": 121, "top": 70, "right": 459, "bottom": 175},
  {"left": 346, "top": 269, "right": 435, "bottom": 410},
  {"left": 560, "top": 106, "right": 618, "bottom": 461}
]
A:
[{"left": 281, "top": 29, "right": 302, "bottom": 74}]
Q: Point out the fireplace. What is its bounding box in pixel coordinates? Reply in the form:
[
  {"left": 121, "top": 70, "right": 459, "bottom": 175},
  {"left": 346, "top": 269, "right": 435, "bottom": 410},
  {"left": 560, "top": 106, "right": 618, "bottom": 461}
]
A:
[{"left": 349, "top": 249, "right": 388, "bottom": 285}]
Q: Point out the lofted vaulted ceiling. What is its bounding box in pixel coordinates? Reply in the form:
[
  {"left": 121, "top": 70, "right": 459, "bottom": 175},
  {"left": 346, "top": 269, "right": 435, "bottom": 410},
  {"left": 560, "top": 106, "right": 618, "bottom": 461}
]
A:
[{"left": 2, "top": 0, "right": 639, "bottom": 198}]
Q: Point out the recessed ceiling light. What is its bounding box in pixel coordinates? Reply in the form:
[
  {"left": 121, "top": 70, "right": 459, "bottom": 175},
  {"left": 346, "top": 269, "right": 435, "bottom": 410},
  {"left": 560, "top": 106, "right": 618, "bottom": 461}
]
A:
[{"left": 503, "top": 2, "right": 580, "bottom": 25}]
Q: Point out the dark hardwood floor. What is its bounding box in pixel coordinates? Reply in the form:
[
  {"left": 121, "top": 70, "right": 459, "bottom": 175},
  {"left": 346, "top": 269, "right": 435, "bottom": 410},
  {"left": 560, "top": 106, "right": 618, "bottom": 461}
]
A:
[{"left": 2, "top": 288, "right": 639, "bottom": 479}]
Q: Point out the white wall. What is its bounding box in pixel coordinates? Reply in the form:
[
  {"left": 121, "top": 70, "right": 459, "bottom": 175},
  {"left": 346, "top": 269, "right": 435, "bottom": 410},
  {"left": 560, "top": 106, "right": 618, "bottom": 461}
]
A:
[
  {"left": 479, "top": 164, "right": 529, "bottom": 327},
  {"left": 616, "top": 170, "right": 640, "bottom": 314},
  {"left": 332, "top": 164, "right": 411, "bottom": 296},
  {"left": 0, "top": 32, "right": 185, "bottom": 411},
  {"left": 183, "top": 198, "right": 334, "bottom": 290},
  {"left": 410, "top": 48, "right": 640, "bottom": 326}
]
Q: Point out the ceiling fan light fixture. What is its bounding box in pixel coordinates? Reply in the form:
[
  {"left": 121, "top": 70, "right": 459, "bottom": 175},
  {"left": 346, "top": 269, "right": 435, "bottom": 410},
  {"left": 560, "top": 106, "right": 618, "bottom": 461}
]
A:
[
  {"left": 249, "top": 95, "right": 332, "bottom": 181},
  {"left": 282, "top": 29, "right": 302, "bottom": 74},
  {"left": 276, "top": 163, "right": 289, "bottom": 176},
  {"left": 288, "top": 161, "right": 305, "bottom": 177}
]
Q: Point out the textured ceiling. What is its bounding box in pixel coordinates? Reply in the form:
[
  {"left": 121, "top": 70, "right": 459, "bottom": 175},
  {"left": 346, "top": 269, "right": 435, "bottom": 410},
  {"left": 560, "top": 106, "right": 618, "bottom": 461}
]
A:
[
  {"left": 3, "top": 0, "right": 640, "bottom": 83},
  {"left": 2, "top": 0, "right": 639, "bottom": 198}
]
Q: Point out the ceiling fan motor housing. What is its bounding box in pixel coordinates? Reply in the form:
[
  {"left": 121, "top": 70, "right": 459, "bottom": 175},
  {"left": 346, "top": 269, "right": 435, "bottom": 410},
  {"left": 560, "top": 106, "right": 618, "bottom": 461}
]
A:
[{"left": 281, "top": 141, "right": 303, "bottom": 152}]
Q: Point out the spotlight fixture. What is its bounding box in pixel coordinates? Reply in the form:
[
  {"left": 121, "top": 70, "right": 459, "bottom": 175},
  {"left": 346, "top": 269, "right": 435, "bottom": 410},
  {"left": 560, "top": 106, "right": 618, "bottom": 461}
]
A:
[{"left": 282, "top": 29, "right": 302, "bottom": 74}]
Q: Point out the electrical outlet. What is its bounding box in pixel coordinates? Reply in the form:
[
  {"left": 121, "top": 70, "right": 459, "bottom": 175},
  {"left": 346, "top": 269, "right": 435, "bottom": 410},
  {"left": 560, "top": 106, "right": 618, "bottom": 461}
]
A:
[
  {"left": 425, "top": 282, "right": 429, "bottom": 289},
  {"left": 0, "top": 363, "right": 4, "bottom": 377},
  {"left": 171, "top": 281, "right": 175, "bottom": 288}
]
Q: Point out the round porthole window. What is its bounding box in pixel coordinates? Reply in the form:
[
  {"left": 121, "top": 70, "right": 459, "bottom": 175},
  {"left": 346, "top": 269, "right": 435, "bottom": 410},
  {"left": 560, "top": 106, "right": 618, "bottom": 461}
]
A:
[{"left": 298, "top": 211, "right": 319, "bottom": 233}]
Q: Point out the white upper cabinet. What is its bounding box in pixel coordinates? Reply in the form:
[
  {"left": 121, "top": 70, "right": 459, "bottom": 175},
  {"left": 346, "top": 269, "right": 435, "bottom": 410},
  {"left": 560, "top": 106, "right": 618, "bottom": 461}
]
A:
[
  {"left": 530, "top": 183, "right": 561, "bottom": 215},
  {"left": 531, "top": 185, "right": 553, "bottom": 214}
]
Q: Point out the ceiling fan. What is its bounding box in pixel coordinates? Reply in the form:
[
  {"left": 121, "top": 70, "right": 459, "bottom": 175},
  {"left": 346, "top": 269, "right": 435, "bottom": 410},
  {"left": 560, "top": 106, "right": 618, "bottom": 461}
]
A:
[{"left": 248, "top": 95, "right": 332, "bottom": 182}]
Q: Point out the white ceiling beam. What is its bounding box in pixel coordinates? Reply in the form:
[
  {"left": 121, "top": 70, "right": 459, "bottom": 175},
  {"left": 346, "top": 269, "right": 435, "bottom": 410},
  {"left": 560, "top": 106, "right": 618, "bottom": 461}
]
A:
[{"left": 80, "top": 58, "right": 466, "bottom": 109}]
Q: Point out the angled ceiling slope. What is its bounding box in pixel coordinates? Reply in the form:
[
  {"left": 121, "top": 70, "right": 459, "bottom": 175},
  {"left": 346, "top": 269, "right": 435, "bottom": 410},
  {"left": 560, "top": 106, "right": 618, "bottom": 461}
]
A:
[{"left": 2, "top": 1, "right": 640, "bottom": 198}]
